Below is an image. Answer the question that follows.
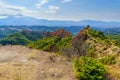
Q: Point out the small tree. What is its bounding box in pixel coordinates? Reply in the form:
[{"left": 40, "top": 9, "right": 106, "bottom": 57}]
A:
[
  {"left": 74, "top": 56, "right": 106, "bottom": 80},
  {"left": 86, "top": 25, "right": 90, "bottom": 29}
]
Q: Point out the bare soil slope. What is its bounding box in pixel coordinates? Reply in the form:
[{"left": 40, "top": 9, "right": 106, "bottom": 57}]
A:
[{"left": 0, "top": 45, "right": 77, "bottom": 80}]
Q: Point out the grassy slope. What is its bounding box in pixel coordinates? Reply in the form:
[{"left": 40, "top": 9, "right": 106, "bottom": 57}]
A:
[{"left": 86, "top": 28, "right": 120, "bottom": 79}]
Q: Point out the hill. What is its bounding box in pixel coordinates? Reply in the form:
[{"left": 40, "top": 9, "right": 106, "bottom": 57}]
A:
[
  {"left": 0, "top": 27, "right": 119, "bottom": 79},
  {"left": 28, "top": 29, "right": 72, "bottom": 53},
  {"left": 45, "top": 28, "right": 72, "bottom": 38},
  {"left": 0, "top": 30, "right": 43, "bottom": 45},
  {"left": 28, "top": 27, "right": 120, "bottom": 79},
  {"left": 28, "top": 27, "right": 117, "bottom": 57}
]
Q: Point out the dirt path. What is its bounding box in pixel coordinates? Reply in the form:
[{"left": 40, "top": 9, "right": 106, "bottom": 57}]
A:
[{"left": 0, "top": 45, "right": 77, "bottom": 80}]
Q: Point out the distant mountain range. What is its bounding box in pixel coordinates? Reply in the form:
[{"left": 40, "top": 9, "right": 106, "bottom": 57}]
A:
[{"left": 0, "top": 16, "right": 120, "bottom": 28}]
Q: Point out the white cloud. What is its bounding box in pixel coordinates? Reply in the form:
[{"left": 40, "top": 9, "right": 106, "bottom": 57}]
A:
[
  {"left": 35, "top": 0, "right": 48, "bottom": 8},
  {"left": 48, "top": 6, "right": 60, "bottom": 10},
  {"left": 0, "top": 2, "right": 25, "bottom": 11},
  {"left": 46, "top": 5, "right": 60, "bottom": 14},
  {"left": 62, "top": 0, "right": 72, "bottom": 3},
  {"left": 0, "top": 1, "right": 41, "bottom": 18}
]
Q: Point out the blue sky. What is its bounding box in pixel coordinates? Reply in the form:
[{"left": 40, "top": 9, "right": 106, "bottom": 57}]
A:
[{"left": 0, "top": 0, "right": 120, "bottom": 21}]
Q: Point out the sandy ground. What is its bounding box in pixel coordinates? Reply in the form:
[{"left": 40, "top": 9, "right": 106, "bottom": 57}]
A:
[{"left": 0, "top": 45, "right": 77, "bottom": 80}]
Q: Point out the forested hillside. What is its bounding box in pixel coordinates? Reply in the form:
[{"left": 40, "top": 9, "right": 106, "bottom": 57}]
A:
[{"left": 0, "top": 30, "right": 43, "bottom": 45}]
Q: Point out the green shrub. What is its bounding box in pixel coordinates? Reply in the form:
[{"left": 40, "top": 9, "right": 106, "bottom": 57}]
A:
[
  {"left": 74, "top": 56, "right": 106, "bottom": 80},
  {"left": 28, "top": 37, "right": 72, "bottom": 52},
  {"left": 87, "top": 29, "right": 112, "bottom": 45},
  {"left": 100, "top": 55, "right": 117, "bottom": 65},
  {"left": 88, "top": 29, "right": 105, "bottom": 40},
  {"left": 29, "top": 37, "right": 58, "bottom": 51},
  {"left": 87, "top": 48, "right": 97, "bottom": 58},
  {"left": 57, "top": 37, "right": 72, "bottom": 48}
]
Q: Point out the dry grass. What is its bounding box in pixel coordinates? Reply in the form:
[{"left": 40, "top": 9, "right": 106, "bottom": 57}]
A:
[
  {"left": 0, "top": 45, "right": 77, "bottom": 80},
  {"left": 28, "top": 50, "right": 38, "bottom": 59},
  {"left": 0, "top": 62, "right": 38, "bottom": 80},
  {"left": 106, "top": 65, "right": 120, "bottom": 79}
]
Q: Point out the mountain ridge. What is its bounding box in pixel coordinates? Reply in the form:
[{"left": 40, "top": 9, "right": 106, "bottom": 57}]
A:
[{"left": 0, "top": 16, "right": 120, "bottom": 27}]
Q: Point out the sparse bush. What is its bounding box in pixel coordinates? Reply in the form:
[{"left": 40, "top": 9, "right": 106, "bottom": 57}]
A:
[
  {"left": 57, "top": 37, "right": 72, "bottom": 48},
  {"left": 74, "top": 56, "right": 106, "bottom": 80},
  {"left": 87, "top": 28, "right": 112, "bottom": 45},
  {"left": 72, "top": 40, "right": 89, "bottom": 57},
  {"left": 28, "top": 37, "right": 58, "bottom": 51},
  {"left": 100, "top": 55, "right": 117, "bottom": 65},
  {"left": 87, "top": 48, "right": 97, "bottom": 58},
  {"left": 88, "top": 29, "right": 105, "bottom": 39}
]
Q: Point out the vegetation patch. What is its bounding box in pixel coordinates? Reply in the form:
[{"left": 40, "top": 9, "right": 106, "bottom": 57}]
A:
[
  {"left": 28, "top": 37, "right": 72, "bottom": 54},
  {"left": 99, "top": 55, "right": 118, "bottom": 65},
  {"left": 74, "top": 56, "right": 106, "bottom": 80}
]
